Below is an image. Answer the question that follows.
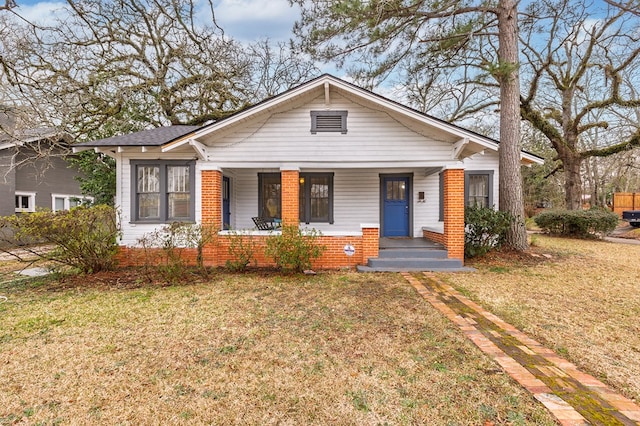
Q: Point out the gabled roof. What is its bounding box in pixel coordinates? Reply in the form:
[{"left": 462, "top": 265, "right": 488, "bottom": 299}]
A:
[
  {"left": 0, "top": 127, "right": 72, "bottom": 151},
  {"left": 75, "top": 74, "right": 543, "bottom": 165},
  {"left": 165, "top": 74, "right": 543, "bottom": 165}
]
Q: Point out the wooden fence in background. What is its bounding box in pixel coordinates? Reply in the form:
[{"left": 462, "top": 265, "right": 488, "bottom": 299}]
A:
[{"left": 613, "top": 192, "right": 640, "bottom": 216}]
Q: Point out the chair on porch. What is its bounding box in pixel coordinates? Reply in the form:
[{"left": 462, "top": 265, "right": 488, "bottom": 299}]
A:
[{"left": 252, "top": 217, "right": 281, "bottom": 231}]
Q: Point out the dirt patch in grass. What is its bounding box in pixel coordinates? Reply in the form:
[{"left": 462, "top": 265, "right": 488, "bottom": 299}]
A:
[
  {"left": 0, "top": 271, "right": 556, "bottom": 425},
  {"left": 442, "top": 235, "right": 640, "bottom": 403}
]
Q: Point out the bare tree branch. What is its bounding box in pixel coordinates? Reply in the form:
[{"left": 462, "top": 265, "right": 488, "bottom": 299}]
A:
[{"left": 0, "top": 0, "right": 16, "bottom": 11}]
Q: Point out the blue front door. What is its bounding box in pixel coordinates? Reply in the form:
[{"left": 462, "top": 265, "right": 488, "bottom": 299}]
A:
[{"left": 383, "top": 176, "right": 410, "bottom": 237}]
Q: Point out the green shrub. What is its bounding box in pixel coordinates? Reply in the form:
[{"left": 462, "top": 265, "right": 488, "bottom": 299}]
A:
[
  {"left": 464, "top": 205, "right": 513, "bottom": 258},
  {"left": 0, "top": 205, "right": 120, "bottom": 273},
  {"left": 265, "top": 225, "right": 326, "bottom": 273},
  {"left": 137, "top": 222, "right": 216, "bottom": 282},
  {"left": 533, "top": 208, "right": 618, "bottom": 238},
  {"left": 225, "top": 230, "right": 257, "bottom": 272}
]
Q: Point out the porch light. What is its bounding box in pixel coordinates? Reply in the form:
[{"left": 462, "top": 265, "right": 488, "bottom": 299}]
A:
[{"left": 299, "top": 177, "right": 305, "bottom": 184}]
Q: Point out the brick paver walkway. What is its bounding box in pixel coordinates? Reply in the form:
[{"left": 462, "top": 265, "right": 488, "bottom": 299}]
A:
[{"left": 402, "top": 272, "right": 640, "bottom": 426}]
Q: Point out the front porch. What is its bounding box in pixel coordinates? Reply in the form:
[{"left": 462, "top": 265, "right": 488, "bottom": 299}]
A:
[{"left": 201, "top": 167, "right": 467, "bottom": 270}]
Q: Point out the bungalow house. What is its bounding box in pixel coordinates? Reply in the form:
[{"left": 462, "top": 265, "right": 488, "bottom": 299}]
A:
[
  {"left": 1, "top": 109, "right": 90, "bottom": 217},
  {"left": 75, "top": 74, "right": 542, "bottom": 271}
]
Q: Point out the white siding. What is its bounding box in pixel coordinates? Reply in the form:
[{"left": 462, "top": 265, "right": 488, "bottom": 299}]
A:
[
  {"left": 203, "top": 94, "right": 455, "bottom": 167},
  {"left": 413, "top": 171, "right": 441, "bottom": 235}
]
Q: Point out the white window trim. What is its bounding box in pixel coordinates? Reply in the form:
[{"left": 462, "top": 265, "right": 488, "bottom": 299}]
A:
[
  {"left": 51, "top": 193, "right": 94, "bottom": 212},
  {"left": 15, "top": 191, "right": 37, "bottom": 213}
]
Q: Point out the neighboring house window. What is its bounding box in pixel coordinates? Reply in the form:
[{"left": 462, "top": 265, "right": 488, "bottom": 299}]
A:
[
  {"left": 310, "top": 110, "right": 347, "bottom": 134},
  {"left": 51, "top": 194, "right": 94, "bottom": 212},
  {"left": 15, "top": 191, "right": 36, "bottom": 213},
  {"left": 131, "top": 160, "right": 195, "bottom": 222},
  {"left": 258, "top": 172, "right": 334, "bottom": 223},
  {"left": 465, "top": 171, "right": 494, "bottom": 208}
]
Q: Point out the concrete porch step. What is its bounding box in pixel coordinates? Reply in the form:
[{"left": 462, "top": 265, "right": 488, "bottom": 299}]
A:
[
  {"left": 356, "top": 264, "right": 474, "bottom": 273},
  {"left": 359, "top": 247, "right": 474, "bottom": 272},
  {"left": 378, "top": 248, "right": 449, "bottom": 259},
  {"left": 367, "top": 257, "right": 465, "bottom": 269}
]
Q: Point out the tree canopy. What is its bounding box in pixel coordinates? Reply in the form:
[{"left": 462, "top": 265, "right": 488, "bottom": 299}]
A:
[{"left": 292, "top": 0, "right": 529, "bottom": 250}]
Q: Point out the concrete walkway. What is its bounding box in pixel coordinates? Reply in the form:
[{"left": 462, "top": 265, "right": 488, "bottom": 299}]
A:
[{"left": 402, "top": 272, "right": 640, "bottom": 426}]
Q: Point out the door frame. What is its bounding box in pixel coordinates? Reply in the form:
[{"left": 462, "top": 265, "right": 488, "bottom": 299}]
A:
[{"left": 379, "top": 173, "right": 413, "bottom": 237}]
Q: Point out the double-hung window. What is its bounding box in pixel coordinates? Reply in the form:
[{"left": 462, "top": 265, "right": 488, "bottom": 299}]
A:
[
  {"left": 132, "top": 160, "right": 195, "bottom": 222},
  {"left": 258, "top": 172, "right": 334, "bottom": 224},
  {"left": 465, "top": 171, "right": 494, "bottom": 208},
  {"left": 15, "top": 192, "right": 36, "bottom": 213},
  {"left": 299, "top": 173, "right": 333, "bottom": 223}
]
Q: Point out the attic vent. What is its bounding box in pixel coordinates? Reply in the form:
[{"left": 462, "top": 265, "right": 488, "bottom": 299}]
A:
[{"left": 310, "top": 110, "right": 347, "bottom": 134}]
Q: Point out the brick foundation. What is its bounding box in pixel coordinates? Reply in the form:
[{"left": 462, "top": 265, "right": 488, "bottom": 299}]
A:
[{"left": 115, "top": 233, "right": 371, "bottom": 270}]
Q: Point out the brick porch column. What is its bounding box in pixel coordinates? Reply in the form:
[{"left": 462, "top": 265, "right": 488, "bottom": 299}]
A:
[
  {"left": 201, "top": 168, "right": 222, "bottom": 266},
  {"left": 280, "top": 168, "right": 299, "bottom": 226},
  {"left": 361, "top": 224, "right": 379, "bottom": 262},
  {"left": 443, "top": 167, "right": 465, "bottom": 262}
]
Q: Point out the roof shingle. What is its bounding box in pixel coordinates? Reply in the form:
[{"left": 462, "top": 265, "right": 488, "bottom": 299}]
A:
[{"left": 76, "top": 125, "right": 200, "bottom": 147}]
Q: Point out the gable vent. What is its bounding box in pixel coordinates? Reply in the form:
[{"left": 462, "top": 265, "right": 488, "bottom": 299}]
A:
[{"left": 311, "top": 110, "right": 348, "bottom": 134}]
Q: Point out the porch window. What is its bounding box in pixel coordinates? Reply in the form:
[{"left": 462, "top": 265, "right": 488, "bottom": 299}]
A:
[
  {"left": 258, "top": 172, "right": 334, "bottom": 223},
  {"left": 465, "top": 171, "right": 494, "bottom": 208},
  {"left": 131, "top": 160, "right": 195, "bottom": 223},
  {"left": 258, "top": 173, "right": 282, "bottom": 219},
  {"left": 299, "top": 173, "right": 334, "bottom": 223}
]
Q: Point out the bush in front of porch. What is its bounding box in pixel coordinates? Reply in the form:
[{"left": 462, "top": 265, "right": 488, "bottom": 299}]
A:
[
  {"left": 464, "top": 206, "right": 513, "bottom": 258},
  {"left": 265, "top": 225, "right": 326, "bottom": 273}
]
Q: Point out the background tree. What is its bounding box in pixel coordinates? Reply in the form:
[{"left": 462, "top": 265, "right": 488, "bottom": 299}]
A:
[
  {"left": 292, "top": 0, "right": 529, "bottom": 250},
  {"left": 1, "top": 0, "right": 253, "bottom": 136},
  {"left": 519, "top": 0, "right": 640, "bottom": 209},
  {"left": 1, "top": 0, "right": 318, "bottom": 203}
]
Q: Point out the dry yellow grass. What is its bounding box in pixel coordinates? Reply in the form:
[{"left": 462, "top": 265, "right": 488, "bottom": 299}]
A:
[
  {"left": 0, "top": 271, "right": 555, "bottom": 425},
  {"left": 442, "top": 235, "right": 640, "bottom": 403}
]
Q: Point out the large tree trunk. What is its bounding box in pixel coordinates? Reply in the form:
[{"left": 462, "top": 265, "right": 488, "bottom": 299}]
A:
[
  {"left": 497, "top": 0, "right": 528, "bottom": 251},
  {"left": 564, "top": 153, "right": 583, "bottom": 210}
]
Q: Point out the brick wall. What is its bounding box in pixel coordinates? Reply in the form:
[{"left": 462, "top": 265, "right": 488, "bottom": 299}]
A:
[
  {"left": 443, "top": 168, "right": 465, "bottom": 261},
  {"left": 361, "top": 226, "right": 379, "bottom": 259},
  {"left": 201, "top": 169, "right": 222, "bottom": 228},
  {"left": 116, "top": 234, "right": 369, "bottom": 270},
  {"left": 423, "top": 229, "right": 446, "bottom": 245},
  {"left": 280, "top": 169, "right": 299, "bottom": 225}
]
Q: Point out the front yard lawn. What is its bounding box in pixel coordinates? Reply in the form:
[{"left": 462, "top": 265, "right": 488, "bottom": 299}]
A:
[
  {"left": 442, "top": 234, "right": 640, "bottom": 403},
  {"left": 0, "top": 270, "right": 555, "bottom": 425}
]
